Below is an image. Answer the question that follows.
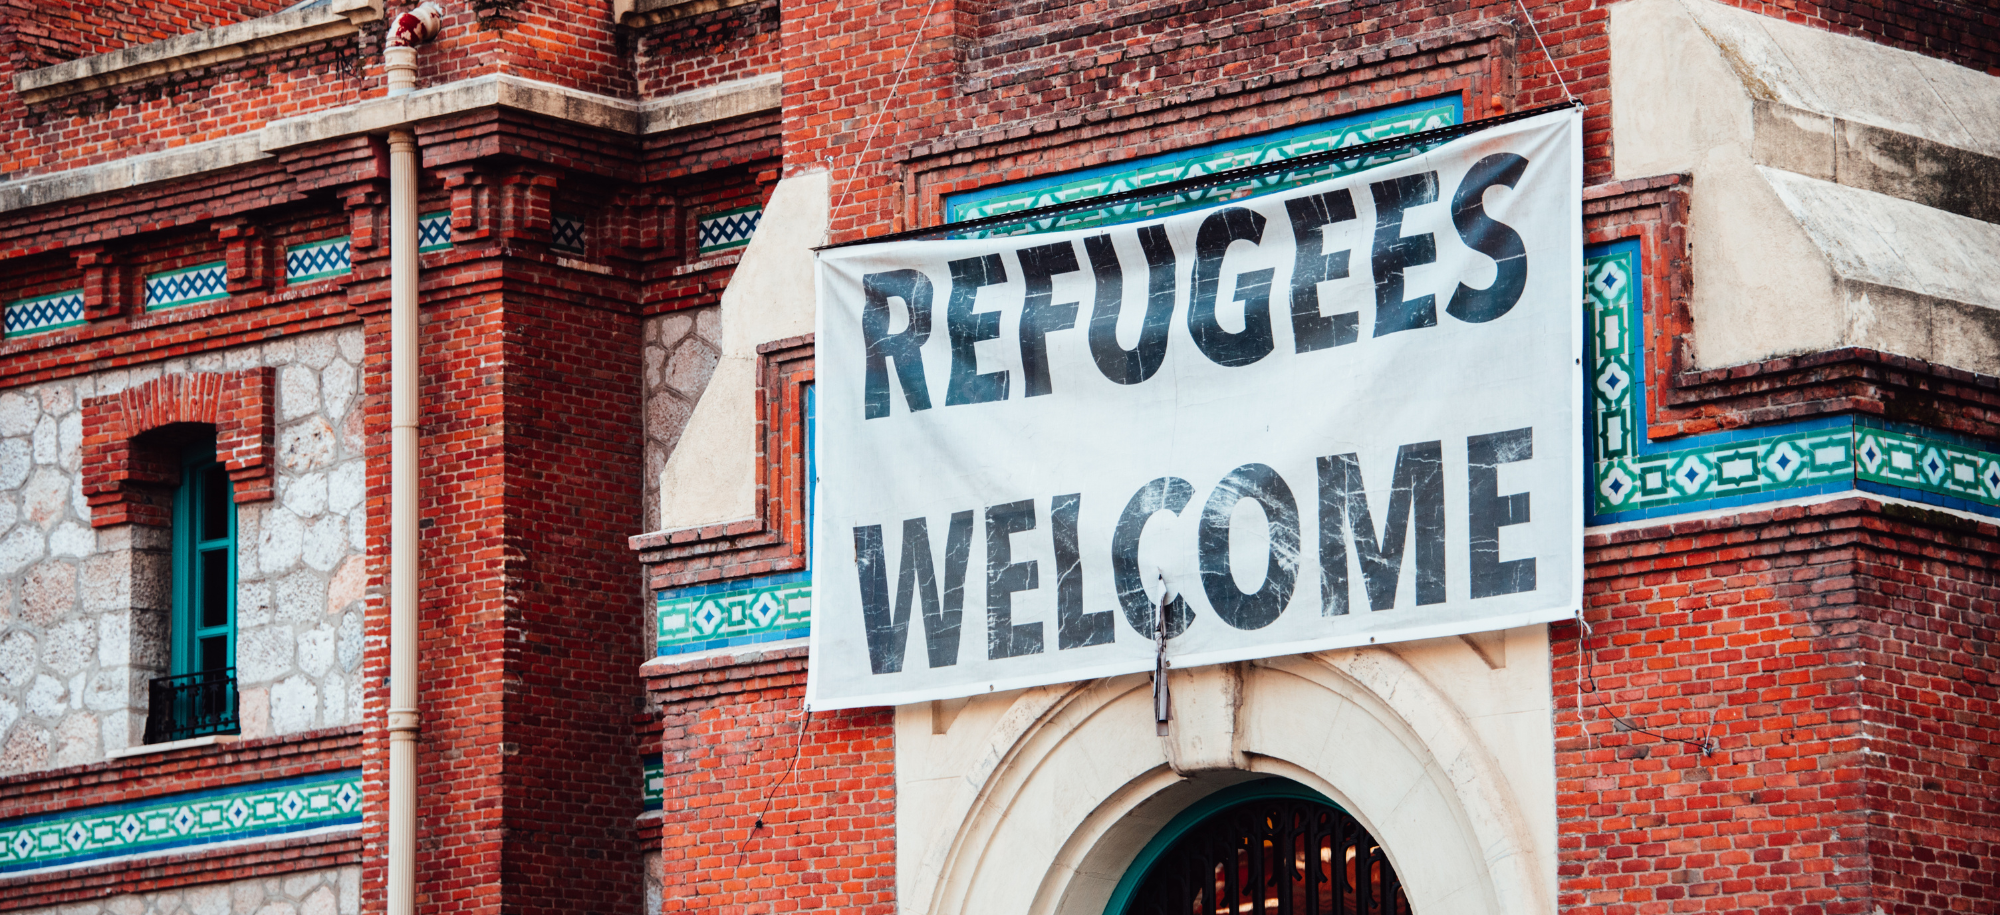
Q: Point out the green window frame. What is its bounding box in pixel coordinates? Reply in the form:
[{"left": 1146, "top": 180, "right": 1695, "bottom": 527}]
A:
[{"left": 171, "top": 442, "right": 237, "bottom": 676}]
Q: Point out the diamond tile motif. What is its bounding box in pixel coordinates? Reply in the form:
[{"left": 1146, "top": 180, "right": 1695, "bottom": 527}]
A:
[
  {"left": 697, "top": 205, "right": 762, "bottom": 256},
  {"left": 1583, "top": 243, "right": 2000, "bottom": 522},
  {"left": 5, "top": 289, "right": 85, "bottom": 338},
  {"left": 945, "top": 99, "right": 1460, "bottom": 239},
  {"left": 1586, "top": 252, "right": 1637, "bottom": 461},
  {"left": 0, "top": 768, "right": 361, "bottom": 875},
  {"left": 418, "top": 212, "right": 454, "bottom": 253},
  {"left": 657, "top": 570, "right": 811, "bottom": 656},
  {"left": 285, "top": 237, "right": 352, "bottom": 284},
  {"left": 551, "top": 215, "right": 586, "bottom": 255},
  {"left": 143, "top": 262, "right": 228, "bottom": 311}
]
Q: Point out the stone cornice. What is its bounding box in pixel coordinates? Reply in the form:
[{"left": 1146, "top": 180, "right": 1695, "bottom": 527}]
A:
[
  {"left": 0, "top": 72, "right": 782, "bottom": 215},
  {"left": 11, "top": 1, "right": 383, "bottom": 106}
]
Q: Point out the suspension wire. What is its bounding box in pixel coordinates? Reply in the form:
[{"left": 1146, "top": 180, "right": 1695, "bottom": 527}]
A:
[
  {"left": 1514, "top": 0, "right": 1579, "bottom": 105},
  {"left": 1574, "top": 612, "right": 1718, "bottom": 756},
  {"left": 723, "top": 705, "right": 816, "bottom": 879}
]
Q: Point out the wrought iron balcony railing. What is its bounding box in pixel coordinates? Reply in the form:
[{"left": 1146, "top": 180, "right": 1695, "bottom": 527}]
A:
[{"left": 143, "top": 668, "right": 240, "bottom": 744}]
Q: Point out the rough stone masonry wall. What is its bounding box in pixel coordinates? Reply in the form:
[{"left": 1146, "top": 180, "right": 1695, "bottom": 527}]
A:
[
  {"left": 10, "top": 865, "right": 359, "bottom": 915},
  {"left": 0, "top": 326, "right": 368, "bottom": 775},
  {"left": 640, "top": 306, "right": 719, "bottom": 533}
]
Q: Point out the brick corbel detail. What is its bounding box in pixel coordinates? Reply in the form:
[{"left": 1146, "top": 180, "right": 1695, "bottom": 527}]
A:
[
  {"left": 73, "top": 245, "right": 125, "bottom": 320},
  {"left": 213, "top": 221, "right": 271, "bottom": 293},
  {"left": 80, "top": 369, "right": 277, "bottom": 528}
]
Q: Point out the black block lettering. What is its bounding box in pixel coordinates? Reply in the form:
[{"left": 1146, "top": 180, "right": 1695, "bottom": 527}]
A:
[
  {"left": 1285, "top": 189, "right": 1359, "bottom": 353},
  {"left": 1369, "top": 172, "right": 1440, "bottom": 337},
  {"left": 1018, "top": 241, "right": 1082, "bottom": 398},
  {"left": 1318, "top": 442, "right": 1446, "bottom": 613},
  {"left": 985, "top": 500, "right": 1044, "bottom": 658},
  {"left": 1447, "top": 154, "right": 1530, "bottom": 324},
  {"left": 1051, "top": 493, "right": 1108, "bottom": 649},
  {"left": 861, "top": 270, "right": 934, "bottom": 419},
  {"left": 1468, "top": 428, "right": 1536, "bottom": 598},
  {"left": 1189, "top": 207, "right": 1276, "bottom": 367},
  {"left": 946, "top": 254, "right": 1010, "bottom": 406},
  {"left": 1198, "top": 464, "right": 1301, "bottom": 630},
  {"left": 1087, "top": 231, "right": 1175, "bottom": 385},
  {"left": 1112, "top": 477, "right": 1195, "bottom": 639}
]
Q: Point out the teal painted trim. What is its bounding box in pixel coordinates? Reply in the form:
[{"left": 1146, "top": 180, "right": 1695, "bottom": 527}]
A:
[
  {"left": 143, "top": 261, "right": 229, "bottom": 311},
  {"left": 945, "top": 96, "right": 1462, "bottom": 239},
  {"left": 656, "top": 570, "right": 812, "bottom": 655},
  {"left": 0, "top": 768, "right": 360, "bottom": 875},
  {"left": 171, "top": 442, "right": 236, "bottom": 676},
  {"left": 642, "top": 758, "right": 664, "bottom": 811},
  {"left": 4, "top": 289, "right": 85, "bottom": 337},
  {"left": 1101, "top": 778, "right": 1336, "bottom": 915}
]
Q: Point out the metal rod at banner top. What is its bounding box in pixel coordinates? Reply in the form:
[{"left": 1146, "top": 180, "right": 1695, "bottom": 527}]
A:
[{"left": 818, "top": 99, "right": 1583, "bottom": 251}]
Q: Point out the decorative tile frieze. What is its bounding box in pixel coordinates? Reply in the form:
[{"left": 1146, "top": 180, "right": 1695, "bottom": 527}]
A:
[
  {"left": 4, "top": 289, "right": 85, "bottom": 337},
  {"left": 284, "top": 237, "right": 352, "bottom": 284},
  {"left": 945, "top": 98, "right": 1461, "bottom": 239},
  {"left": 643, "top": 758, "right": 664, "bottom": 811},
  {"left": 1583, "top": 241, "right": 2000, "bottom": 523},
  {"left": 143, "top": 261, "right": 229, "bottom": 311},
  {"left": 0, "top": 768, "right": 361, "bottom": 875},
  {"left": 656, "top": 570, "right": 811, "bottom": 656},
  {"left": 418, "top": 212, "right": 454, "bottom": 252},
  {"left": 552, "top": 215, "right": 586, "bottom": 255},
  {"left": 697, "top": 205, "right": 762, "bottom": 256}
]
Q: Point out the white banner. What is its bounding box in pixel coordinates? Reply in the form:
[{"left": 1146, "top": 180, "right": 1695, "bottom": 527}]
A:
[{"left": 808, "top": 109, "right": 1582, "bottom": 709}]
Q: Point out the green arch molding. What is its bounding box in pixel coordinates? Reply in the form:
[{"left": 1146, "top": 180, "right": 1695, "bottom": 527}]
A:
[{"left": 1100, "top": 777, "right": 1345, "bottom": 915}]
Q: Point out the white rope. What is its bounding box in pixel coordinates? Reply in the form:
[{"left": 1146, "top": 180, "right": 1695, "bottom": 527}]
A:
[
  {"left": 831, "top": 0, "right": 948, "bottom": 225},
  {"left": 1514, "top": 0, "right": 1578, "bottom": 105}
]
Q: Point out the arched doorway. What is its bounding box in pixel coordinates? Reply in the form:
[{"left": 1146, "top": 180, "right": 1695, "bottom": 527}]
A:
[{"left": 1106, "top": 779, "right": 1410, "bottom": 915}]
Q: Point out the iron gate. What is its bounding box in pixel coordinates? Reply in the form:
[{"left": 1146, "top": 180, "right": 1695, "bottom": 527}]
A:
[{"left": 1123, "top": 794, "right": 1408, "bottom": 915}]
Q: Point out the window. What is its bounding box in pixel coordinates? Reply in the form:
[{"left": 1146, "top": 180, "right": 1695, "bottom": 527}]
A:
[
  {"left": 1109, "top": 780, "right": 1408, "bottom": 915},
  {"left": 143, "top": 440, "right": 240, "bottom": 743}
]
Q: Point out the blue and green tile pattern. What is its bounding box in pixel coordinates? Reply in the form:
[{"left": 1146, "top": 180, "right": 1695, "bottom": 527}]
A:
[
  {"left": 656, "top": 570, "right": 811, "bottom": 657},
  {"left": 1585, "top": 239, "right": 2000, "bottom": 522},
  {"left": 944, "top": 97, "right": 1460, "bottom": 240},
  {"left": 284, "top": 237, "right": 352, "bottom": 284},
  {"left": 698, "top": 206, "right": 762, "bottom": 256},
  {"left": 0, "top": 768, "right": 361, "bottom": 875},
  {"left": 418, "top": 212, "right": 454, "bottom": 253},
  {"left": 144, "top": 262, "right": 228, "bottom": 311},
  {"left": 4, "top": 289, "right": 84, "bottom": 338}
]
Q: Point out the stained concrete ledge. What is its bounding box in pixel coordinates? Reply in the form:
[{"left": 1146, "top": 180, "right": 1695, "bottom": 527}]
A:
[
  {"left": 0, "top": 72, "right": 782, "bottom": 214},
  {"left": 12, "top": 0, "right": 383, "bottom": 106}
]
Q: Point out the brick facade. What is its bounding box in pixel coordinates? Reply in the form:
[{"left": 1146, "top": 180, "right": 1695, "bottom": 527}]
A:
[
  {"left": 80, "top": 368, "right": 278, "bottom": 527},
  {"left": 1562, "top": 499, "right": 1999, "bottom": 914},
  {"left": 2, "top": 0, "right": 1997, "bottom": 914}
]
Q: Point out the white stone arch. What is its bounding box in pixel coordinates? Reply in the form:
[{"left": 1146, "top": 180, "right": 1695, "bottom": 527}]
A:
[{"left": 897, "top": 643, "right": 1553, "bottom": 915}]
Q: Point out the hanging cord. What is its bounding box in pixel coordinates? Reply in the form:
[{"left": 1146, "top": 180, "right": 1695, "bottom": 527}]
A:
[
  {"left": 1574, "top": 612, "right": 1717, "bottom": 756},
  {"left": 1513, "top": 0, "right": 1578, "bottom": 105},
  {"left": 725, "top": 706, "right": 815, "bottom": 874},
  {"left": 830, "top": 0, "right": 948, "bottom": 225}
]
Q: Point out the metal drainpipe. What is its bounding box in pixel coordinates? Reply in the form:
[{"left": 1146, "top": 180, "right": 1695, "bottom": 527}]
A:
[{"left": 382, "top": 8, "right": 443, "bottom": 915}]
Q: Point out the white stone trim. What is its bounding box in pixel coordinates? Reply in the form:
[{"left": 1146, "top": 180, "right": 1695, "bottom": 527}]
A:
[
  {"left": 0, "top": 73, "right": 781, "bottom": 215},
  {"left": 105, "top": 733, "right": 239, "bottom": 759},
  {"left": 12, "top": 3, "right": 379, "bottom": 106}
]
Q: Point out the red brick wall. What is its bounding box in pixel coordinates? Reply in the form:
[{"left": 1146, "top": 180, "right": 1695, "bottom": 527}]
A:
[
  {"left": 645, "top": 647, "right": 895, "bottom": 915},
  {"left": 1560, "top": 499, "right": 2000, "bottom": 915},
  {"left": 80, "top": 367, "right": 278, "bottom": 526},
  {"left": 0, "top": 0, "right": 294, "bottom": 70},
  {"left": 631, "top": 0, "right": 781, "bottom": 99}
]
